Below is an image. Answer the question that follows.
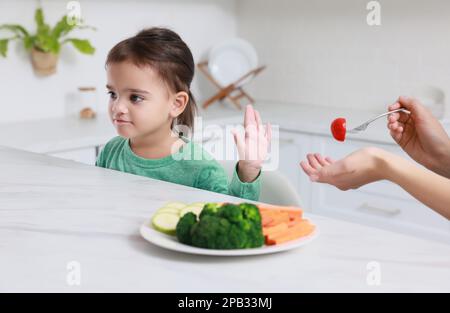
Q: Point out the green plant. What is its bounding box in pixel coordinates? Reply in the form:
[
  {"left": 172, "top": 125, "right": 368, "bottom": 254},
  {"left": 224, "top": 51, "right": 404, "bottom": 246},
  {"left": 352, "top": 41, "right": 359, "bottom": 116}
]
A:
[{"left": 0, "top": 7, "right": 95, "bottom": 57}]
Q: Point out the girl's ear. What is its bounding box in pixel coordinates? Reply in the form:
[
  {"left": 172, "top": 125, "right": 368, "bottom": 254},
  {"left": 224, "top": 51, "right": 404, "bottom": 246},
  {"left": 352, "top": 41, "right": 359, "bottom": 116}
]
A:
[{"left": 170, "top": 91, "right": 189, "bottom": 118}]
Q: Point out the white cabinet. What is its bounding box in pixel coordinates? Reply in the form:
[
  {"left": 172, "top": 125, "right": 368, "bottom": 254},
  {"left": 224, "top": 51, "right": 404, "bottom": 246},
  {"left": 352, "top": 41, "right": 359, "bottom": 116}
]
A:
[{"left": 47, "top": 146, "right": 99, "bottom": 166}]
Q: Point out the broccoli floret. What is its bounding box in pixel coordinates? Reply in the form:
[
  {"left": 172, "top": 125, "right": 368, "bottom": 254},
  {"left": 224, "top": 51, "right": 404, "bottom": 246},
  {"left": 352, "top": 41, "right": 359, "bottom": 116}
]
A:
[
  {"left": 219, "top": 203, "right": 243, "bottom": 223},
  {"left": 176, "top": 212, "right": 197, "bottom": 245},
  {"left": 199, "top": 202, "right": 221, "bottom": 219},
  {"left": 191, "top": 215, "right": 231, "bottom": 249},
  {"left": 175, "top": 202, "right": 264, "bottom": 249},
  {"left": 237, "top": 203, "right": 264, "bottom": 247},
  {"left": 239, "top": 203, "right": 262, "bottom": 224}
]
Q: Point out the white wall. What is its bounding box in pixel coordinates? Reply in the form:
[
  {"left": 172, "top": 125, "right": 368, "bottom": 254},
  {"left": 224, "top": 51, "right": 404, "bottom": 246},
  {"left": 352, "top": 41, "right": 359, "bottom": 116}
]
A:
[
  {"left": 2, "top": 0, "right": 450, "bottom": 123},
  {"left": 237, "top": 0, "right": 450, "bottom": 112},
  {"left": 0, "top": 0, "right": 238, "bottom": 123}
]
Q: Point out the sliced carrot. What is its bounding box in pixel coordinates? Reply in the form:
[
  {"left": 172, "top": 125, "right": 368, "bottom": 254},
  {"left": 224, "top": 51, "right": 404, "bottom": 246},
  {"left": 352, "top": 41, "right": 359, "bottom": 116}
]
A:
[
  {"left": 258, "top": 203, "right": 310, "bottom": 245},
  {"left": 260, "top": 211, "right": 282, "bottom": 224},
  {"left": 261, "top": 209, "right": 301, "bottom": 216},
  {"left": 285, "top": 219, "right": 314, "bottom": 234},
  {"left": 266, "top": 229, "right": 313, "bottom": 245},
  {"left": 266, "top": 220, "right": 315, "bottom": 245},
  {"left": 274, "top": 225, "right": 315, "bottom": 244},
  {"left": 265, "top": 212, "right": 290, "bottom": 227},
  {"left": 259, "top": 204, "right": 303, "bottom": 219},
  {"left": 259, "top": 204, "right": 303, "bottom": 211},
  {"left": 261, "top": 215, "right": 274, "bottom": 227},
  {"left": 287, "top": 216, "right": 303, "bottom": 227},
  {"left": 287, "top": 210, "right": 302, "bottom": 220},
  {"left": 263, "top": 222, "right": 288, "bottom": 237},
  {"left": 260, "top": 210, "right": 280, "bottom": 217}
]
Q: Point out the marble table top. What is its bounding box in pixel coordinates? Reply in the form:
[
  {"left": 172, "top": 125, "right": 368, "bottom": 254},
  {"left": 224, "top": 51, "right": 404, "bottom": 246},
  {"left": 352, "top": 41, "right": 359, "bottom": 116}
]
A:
[{"left": 1, "top": 146, "right": 449, "bottom": 292}]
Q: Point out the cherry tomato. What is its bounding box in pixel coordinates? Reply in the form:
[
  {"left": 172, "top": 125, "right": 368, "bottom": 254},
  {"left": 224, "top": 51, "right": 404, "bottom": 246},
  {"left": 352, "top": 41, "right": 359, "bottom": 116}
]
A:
[{"left": 331, "top": 117, "right": 346, "bottom": 142}]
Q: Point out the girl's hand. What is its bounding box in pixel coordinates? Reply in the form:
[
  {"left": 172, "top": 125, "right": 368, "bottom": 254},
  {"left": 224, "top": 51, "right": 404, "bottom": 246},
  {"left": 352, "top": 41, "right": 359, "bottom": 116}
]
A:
[
  {"left": 232, "top": 105, "right": 272, "bottom": 182},
  {"left": 387, "top": 96, "right": 450, "bottom": 178},
  {"left": 300, "top": 147, "right": 388, "bottom": 190}
]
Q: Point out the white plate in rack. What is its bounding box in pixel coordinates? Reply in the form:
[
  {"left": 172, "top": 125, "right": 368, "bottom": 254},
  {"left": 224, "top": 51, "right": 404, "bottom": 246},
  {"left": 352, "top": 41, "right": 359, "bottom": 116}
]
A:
[{"left": 208, "top": 38, "right": 258, "bottom": 88}]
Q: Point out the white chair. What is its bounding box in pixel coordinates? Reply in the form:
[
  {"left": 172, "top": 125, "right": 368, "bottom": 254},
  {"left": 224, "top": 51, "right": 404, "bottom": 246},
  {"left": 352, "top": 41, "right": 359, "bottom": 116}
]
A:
[{"left": 219, "top": 161, "right": 302, "bottom": 207}]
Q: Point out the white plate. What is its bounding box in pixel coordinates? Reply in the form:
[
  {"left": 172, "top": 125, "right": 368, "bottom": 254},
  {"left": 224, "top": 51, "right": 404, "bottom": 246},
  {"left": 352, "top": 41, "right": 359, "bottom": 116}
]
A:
[
  {"left": 140, "top": 219, "right": 319, "bottom": 256},
  {"left": 208, "top": 38, "right": 258, "bottom": 87}
]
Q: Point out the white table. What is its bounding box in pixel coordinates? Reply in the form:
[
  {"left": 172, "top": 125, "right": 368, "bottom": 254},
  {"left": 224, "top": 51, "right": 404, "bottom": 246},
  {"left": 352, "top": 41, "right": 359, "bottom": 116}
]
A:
[{"left": 0, "top": 146, "right": 449, "bottom": 292}]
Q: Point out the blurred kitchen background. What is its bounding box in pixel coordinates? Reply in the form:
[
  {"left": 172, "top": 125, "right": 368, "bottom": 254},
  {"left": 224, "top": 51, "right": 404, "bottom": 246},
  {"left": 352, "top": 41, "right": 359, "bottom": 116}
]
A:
[
  {"left": 1, "top": 0, "right": 449, "bottom": 242},
  {"left": 2, "top": 0, "right": 450, "bottom": 122}
]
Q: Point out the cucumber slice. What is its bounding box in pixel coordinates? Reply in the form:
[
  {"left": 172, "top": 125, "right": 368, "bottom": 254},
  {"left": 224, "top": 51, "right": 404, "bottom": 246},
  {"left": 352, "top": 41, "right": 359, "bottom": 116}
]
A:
[
  {"left": 164, "top": 202, "right": 187, "bottom": 210},
  {"left": 180, "top": 205, "right": 204, "bottom": 217},
  {"left": 151, "top": 212, "right": 180, "bottom": 235},
  {"left": 156, "top": 207, "right": 181, "bottom": 215}
]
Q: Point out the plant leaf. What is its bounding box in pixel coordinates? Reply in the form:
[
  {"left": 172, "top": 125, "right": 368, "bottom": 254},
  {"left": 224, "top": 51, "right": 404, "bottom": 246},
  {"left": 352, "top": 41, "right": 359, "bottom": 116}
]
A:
[
  {"left": 63, "top": 38, "right": 95, "bottom": 55},
  {"left": 34, "top": 34, "right": 51, "bottom": 52},
  {"left": 0, "top": 39, "right": 8, "bottom": 57},
  {"left": 35, "top": 7, "right": 45, "bottom": 29},
  {"left": 0, "top": 25, "right": 33, "bottom": 51},
  {"left": 0, "top": 24, "right": 30, "bottom": 38},
  {"left": 23, "top": 35, "right": 35, "bottom": 50},
  {"left": 50, "top": 39, "right": 60, "bottom": 54},
  {"left": 35, "top": 7, "right": 50, "bottom": 37},
  {"left": 0, "top": 7, "right": 96, "bottom": 56},
  {"left": 35, "top": 29, "right": 53, "bottom": 52},
  {"left": 52, "top": 15, "right": 75, "bottom": 40}
]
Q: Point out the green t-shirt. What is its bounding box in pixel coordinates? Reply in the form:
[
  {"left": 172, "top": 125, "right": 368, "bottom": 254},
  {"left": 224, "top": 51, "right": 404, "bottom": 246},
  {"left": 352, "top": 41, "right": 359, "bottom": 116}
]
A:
[{"left": 95, "top": 136, "right": 260, "bottom": 201}]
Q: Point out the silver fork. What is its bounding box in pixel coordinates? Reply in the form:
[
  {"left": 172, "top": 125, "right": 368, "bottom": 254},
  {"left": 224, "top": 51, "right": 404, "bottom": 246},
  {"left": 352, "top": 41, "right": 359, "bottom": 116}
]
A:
[{"left": 347, "top": 108, "right": 411, "bottom": 134}]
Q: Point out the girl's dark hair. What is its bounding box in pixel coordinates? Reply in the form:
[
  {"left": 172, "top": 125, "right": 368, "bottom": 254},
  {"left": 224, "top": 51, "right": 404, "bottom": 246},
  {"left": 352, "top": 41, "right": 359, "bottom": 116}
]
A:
[{"left": 106, "top": 27, "right": 197, "bottom": 131}]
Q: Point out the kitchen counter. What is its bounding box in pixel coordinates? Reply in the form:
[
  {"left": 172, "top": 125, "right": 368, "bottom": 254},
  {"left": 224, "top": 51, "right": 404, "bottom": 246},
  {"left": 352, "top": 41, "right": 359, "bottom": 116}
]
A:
[
  {"left": 1, "top": 146, "right": 449, "bottom": 292},
  {"left": 1, "top": 102, "right": 449, "bottom": 154}
]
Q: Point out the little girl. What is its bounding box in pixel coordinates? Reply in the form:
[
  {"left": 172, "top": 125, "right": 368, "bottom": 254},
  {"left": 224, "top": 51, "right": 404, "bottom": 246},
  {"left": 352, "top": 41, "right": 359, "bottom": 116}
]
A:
[{"left": 96, "top": 27, "right": 271, "bottom": 201}]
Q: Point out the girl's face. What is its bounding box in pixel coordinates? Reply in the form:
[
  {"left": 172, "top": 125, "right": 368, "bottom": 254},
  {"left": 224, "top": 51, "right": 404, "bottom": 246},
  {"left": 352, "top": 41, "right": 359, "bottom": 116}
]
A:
[{"left": 106, "top": 61, "right": 183, "bottom": 139}]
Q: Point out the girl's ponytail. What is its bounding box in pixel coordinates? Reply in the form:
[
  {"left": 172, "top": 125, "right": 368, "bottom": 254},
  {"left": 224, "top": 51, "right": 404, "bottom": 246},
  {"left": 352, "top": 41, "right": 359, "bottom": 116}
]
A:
[{"left": 176, "top": 90, "right": 197, "bottom": 133}]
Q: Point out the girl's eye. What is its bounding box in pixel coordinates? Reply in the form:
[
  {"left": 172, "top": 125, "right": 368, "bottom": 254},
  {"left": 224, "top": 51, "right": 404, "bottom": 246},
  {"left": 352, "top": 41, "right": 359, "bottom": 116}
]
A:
[
  {"left": 107, "top": 91, "right": 117, "bottom": 100},
  {"left": 130, "top": 94, "right": 144, "bottom": 103}
]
